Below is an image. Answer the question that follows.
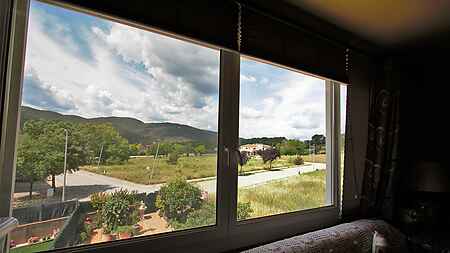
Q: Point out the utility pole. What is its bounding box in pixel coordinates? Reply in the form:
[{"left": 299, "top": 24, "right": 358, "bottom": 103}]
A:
[
  {"left": 150, "top": 142, "right": 160, "bottom": 180},
  {"left": 97, "top": 144, "right": 104, "bottom": 173},
  {"left": 62, "top": 129, "right": 68, "bottom": 202}
]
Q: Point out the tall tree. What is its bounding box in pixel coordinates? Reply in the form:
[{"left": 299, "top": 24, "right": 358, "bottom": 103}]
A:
[
  {"left": 194, "top": 144, "right": 206, "bottom": 156},
  {"left": 16, "top": 134, "right": 48, "bottom": 198},
  {"left": 81, "top": 123, "right": 129, "bottom": 165},
  {"left": 21, "top": 120, "right": 89, "bottom": 190},
  {"left": 237, "top": 151, "right": 249, "bottom": 175}
]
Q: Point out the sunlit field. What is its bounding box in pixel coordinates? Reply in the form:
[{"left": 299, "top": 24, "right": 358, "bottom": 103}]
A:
[
  {"left": 83, "top": 154, "right": 326, "bottom": 185},
  {"left": 238, "top": 170, "right": 326, "bottom": 219}
]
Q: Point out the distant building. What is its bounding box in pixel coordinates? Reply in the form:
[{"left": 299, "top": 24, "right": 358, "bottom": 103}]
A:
[{"left": 239, "top": 143, "right": 272, "bottom": 156}]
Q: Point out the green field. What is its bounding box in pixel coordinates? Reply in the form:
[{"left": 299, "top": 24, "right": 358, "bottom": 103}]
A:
[
  {"left": 83, "top": 154, "right": 326, "bottom": 185},
  {"left": 164, "top": 170, "right": 325, "bottom": 230},
  {"left": 238, "top": 170, "right": 326, "bottom": 218},
  {"left": 10, "top": 240, "right": 54, "bottom": 253}
]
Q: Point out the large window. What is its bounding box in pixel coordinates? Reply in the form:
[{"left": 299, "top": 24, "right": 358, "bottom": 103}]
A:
[
  {"left": 1, "top": 1, "right": 347, "bottom": 253},
  {"left": 8, "top": 1, "right": 220, "bottom": 251}
]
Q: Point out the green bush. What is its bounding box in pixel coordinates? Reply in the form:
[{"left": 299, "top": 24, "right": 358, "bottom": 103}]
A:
[
  {"left": 170, "top": 200, "right": 215, "bottom": 230},
  {"left": 90, "top": 192, "right": 108, "bottom": 210},
  {"left": 292, "top": 155, "right": 304, "bottom": 165},
  {"left": 156, "top": 177, "right": 202, "bottom": 221},
  {"left": 95, "top": 189, "right": 140, "bottom": 234},
  {"left": 79, "top": 232, "right": 88, "bottom": 243},
  {"left": 115, "top": 225, "right": 135, "bottom": 235},
  {"left": 167, "top": 152, "right": 179, "bottom": 165},
  {"left": 237, "top": 202, "right": 253, "bottom": 220},
  {"left": 170, "top": 200, "right": 253, "bottom": 229}
]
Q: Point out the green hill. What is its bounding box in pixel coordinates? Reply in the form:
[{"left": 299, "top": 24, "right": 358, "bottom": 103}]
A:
[{"left": 20, "top": 106, "right": 218, "bottom": 146}]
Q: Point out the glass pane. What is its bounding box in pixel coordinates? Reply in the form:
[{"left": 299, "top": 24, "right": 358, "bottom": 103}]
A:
[
  {"left": 11, "top": 1, "right": 219, "bottom": 251},
  {"left": 237, "top": 57, "right": 328, "bottom": 220}
]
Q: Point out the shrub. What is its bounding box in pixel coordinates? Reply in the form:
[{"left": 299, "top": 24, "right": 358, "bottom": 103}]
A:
[
  {"left": 169, "top": 200, "right": 253, "bottom": 229},
  {"left": 115, "top": 225, "right": 135, "bottom": 235},
  {"left": 156, "top": 177, "right": 202, "bottom": 221},
  {"left": 237, "top": 202, "right": 253, "bottom": 220},
  {"left": 170, "top": 200, "right": 215, "bottom": 230},
  {"left": 293, "top": 155, "right": 304, "bottom": 165},
  {"left": 79, "top": 232, "right": 88, "bottom": 243},
  {"left": 167, "top": 152, "right": 179, "bottom": 165},
  {"left": 96, "top": 189, "right": 140, "bottom": 234},
  {"left": 90, "top": 192, "right": 108, "bottom": 210}
]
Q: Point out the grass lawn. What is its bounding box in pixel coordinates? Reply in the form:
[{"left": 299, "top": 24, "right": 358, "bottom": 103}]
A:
[
  {"left": 10, "top": 240, "right": 54, "bottom": 253},
  {"left": 238, "top": 170, "right": 326, "bottom": 219},
  {"left": 83, "top": 154, "right": 326, "bottom": 185}
]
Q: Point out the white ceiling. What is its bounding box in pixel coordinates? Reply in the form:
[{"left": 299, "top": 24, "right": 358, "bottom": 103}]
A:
[{"left": 285, "top": 0, "right": 450, "bottom": 46}]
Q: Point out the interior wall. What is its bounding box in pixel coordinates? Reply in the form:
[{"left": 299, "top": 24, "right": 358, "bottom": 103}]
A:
[
  {"left": 399, "top": 52, "right": 449, "bottom": 173},
  {"left": 395, "top": 50, "right": 450, "bottom": 227}
]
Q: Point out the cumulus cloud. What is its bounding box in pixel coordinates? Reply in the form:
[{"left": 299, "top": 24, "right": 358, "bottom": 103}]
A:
[
  {"left": 23, "top": 2, "right": 341, "bottom": 139},
  {"left": 22, "top": 68, "right": 77, "bottom": 112},
  {"left": 239, "top": 59, "right": 327, "bottom": 140},
  {"left": 24, "top": 3, "right": 220, "bottom": 131}
]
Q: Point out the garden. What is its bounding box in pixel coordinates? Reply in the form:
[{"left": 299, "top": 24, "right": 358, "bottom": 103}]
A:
[
  {"left": 74, "top": 168, "right": 325, "bottom": 246},
  {"left": 74, "top": 178, "right": 254, "bottom": 245}
]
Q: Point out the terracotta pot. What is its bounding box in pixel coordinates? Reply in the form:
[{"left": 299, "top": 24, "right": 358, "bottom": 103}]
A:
[
  {"left": 118, "top": 232, "right": 131, "bottom": 240},
  {"left": 102, "top": 233, "right": 113, "bottom": 242}
]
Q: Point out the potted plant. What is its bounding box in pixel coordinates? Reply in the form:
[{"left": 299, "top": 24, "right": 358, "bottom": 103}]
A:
[
  {"left": 115, "top": 225, "right": 134, "bottom": 239},
  {"left": 101, "top": 229, "right": 114, "bottom": 242}
]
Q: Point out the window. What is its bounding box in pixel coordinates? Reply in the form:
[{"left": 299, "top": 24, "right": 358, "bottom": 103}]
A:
[
  {"left": 8, "top": 0, "right": 220, "bottom": 251},
  {"left": 237, "top": 57, "right": 339, "bottom": 220},
  {"left": 1, "top": 1, "right": 347, "bottom": 252}
]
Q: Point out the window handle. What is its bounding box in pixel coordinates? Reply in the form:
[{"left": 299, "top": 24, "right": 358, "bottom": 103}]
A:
[{"left": 224, "top": 147, "right": 230, "bottom": 169}]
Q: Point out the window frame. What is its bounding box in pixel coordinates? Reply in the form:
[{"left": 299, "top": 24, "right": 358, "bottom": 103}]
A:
[{"left": 0, "top": 1, "right": 345, "bottom": 252}]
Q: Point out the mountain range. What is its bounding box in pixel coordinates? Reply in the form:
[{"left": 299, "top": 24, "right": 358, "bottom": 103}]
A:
[
  {"left": 20, "top": 106, "right": 218, "bottom": 146},
  {"left": 20, "top": 106, "right": 289, "bottom": 147}
]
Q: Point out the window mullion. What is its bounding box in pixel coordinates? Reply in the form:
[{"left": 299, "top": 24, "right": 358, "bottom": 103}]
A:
[
  {"left": 217, "top": 50, "right": 240, "bottom": 234},
  {"left": 325, "top": 81, "right": 341, "bottom": 206}
]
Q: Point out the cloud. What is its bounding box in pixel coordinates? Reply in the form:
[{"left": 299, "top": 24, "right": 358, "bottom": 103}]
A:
[
  {"left": 23, "top": 2, "right": 341, "bottom": 140},
  {"left": 22, "top": 68, "right": 77, "bottom": 112},
  {"left": 24, "top": 3, "right": 220, "bottom": 131},
  {"left": 241, "top": 74, "right": 257, "bottom": 83},
  {"left": 92, "top": 23, "right": 220, "bottom": 96},
  {"left": 239, "top": 63, "right": 327, "bottom": 140}
]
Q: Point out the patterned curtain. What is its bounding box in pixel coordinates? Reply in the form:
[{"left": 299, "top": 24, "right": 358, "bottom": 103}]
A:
[{"left": 360, "top": 64, "right": 401, "bottom": 220}]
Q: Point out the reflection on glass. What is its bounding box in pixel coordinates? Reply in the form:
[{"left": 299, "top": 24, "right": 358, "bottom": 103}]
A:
[
  {"left": 237, "top": 57, "right": 328, "bottom": 220},
  {"left": 11, "top": 1, "right": 219, "bottom": 251}
]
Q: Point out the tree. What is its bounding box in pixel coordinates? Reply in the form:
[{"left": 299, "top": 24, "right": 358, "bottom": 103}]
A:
[
  {"left": 237, "top": 151, "right": 249, "bottom": 175},
  {"left": 311, "top": 134, "right": 326, "bottom": 145},
  {"left": 16, "top": 134, "right": 48, "bottom": 198},
  {"left": 17, "top": 120, "right": 129, "bottom": 193},
  {"left": 194, "top": 144, "right": 206, "bottom": 156},
  {"left": 183, "top": 143, "right": 194, "bottom": 157},
  {"left": 310, "top": 134, "right": 326, "bottom": 153},
  {"left": 278, "top": 140, "right": 307, "bottom": 156},
  {"left": 81, "top": 123, "right": 129, "bottom": 165},
  {"left": 21, "top": 120, "right": 89, "bottom": 190},
  {"left": 256, "top": 148, "right": 280, "bottom": 170},
  {"left": 128, "top": 144, "right": 142, "bottom": 156},
  {"left": 147, "top": 142, "right": 172, "bottom": 157}
]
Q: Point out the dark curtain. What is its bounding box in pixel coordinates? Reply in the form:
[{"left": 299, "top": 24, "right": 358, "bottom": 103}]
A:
[{"left": 360, "top": 61, "right": 400, "bottom": 220}]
